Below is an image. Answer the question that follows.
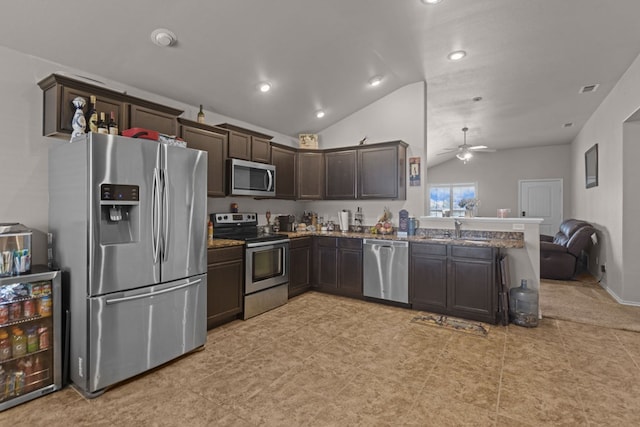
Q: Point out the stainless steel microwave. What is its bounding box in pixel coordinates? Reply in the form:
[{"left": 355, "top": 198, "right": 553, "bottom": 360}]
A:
[{"left": 228, "top": 158, "right": 276, "bottom": 197}]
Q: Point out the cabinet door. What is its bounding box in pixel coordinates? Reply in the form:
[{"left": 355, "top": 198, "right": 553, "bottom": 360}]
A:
[
  {"left": 181, "top": 126, "right": 227, "bottom": 197},
  {"left": 207, "top": 248, "right": 243, "bottom": 328},
  {"left": 289, "top": 238, "right": 311, "bottom": 298},
  {"left": 271, "top": 146, "right": 297, "bottom": 199},
  {"left": 128, "top": 104, "right": 177, "bottom": 135},
  {"left": 410, "top": 244, "right": 448, "bottom": 312},
  {"left": 338, "top": 238, "right": 363, "bottom": 297},
  {"left": 448, "top": 246, "right": 496, "bottom": 323},
  {"left": 251, "top": 136, "right": 272, "bottom": 163},
  {"left": 61, "top": 87, "right": 124, "bottom": 135},
  {"left": 358, "top": 144, "right": 406, "bottom": 199},
  {"left": 228, "top": 131, "right": 252, "bottom": 160},
  {"left": 298, "top": 152, "right": 324, "bottom": 199},
  {"left": 314, "top": 237, "right": 338, "bottom": 289},
  {"left": 325, "top": 150, "right": 357, "bottom": 199}
]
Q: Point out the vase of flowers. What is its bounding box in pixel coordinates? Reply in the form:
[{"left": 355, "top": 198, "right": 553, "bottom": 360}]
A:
[{"left": 459, "top": 198, "right": 479, "bottom": 217}]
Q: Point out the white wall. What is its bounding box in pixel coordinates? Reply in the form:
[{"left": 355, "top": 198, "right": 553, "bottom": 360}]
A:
[
  {"left": 427, "top": 144, "right": 572, "bottom": 219},
  {"left": 572, "top": 51, "right": 640, "bottom": 305},
  {"left": 0, "top": 46, "right": 301, "bottom": 261},
  {"left": 304, "top": 82, "right": 426, "bottom": 226}
]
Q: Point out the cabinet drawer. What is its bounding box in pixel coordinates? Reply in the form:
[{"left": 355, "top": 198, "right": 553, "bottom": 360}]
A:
[
  {"left": 450, "top": 245, "right": 494, "bottom": 260},
  {"left": 208, "top": 246, "right": 243, "bottom": 264},
  {"left": 316, "top": 236, "right": 337, "bottom": 248},
  {"left": 290, "top": 236, "right": 312, "bottom": 249},
  {"left": 411, "top": 242, "right": 447, "bottom": 256},
  {"left": 339, "top": 237, "right": 362, "bottom": 249}
]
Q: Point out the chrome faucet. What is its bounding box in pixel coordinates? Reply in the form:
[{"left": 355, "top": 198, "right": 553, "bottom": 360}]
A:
[{"left": 454, "top": 219, "right": 462, "bottom": 239}]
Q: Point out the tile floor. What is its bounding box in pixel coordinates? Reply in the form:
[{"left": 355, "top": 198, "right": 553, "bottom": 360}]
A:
[{"left": 2, "top": 291, "right": 640, "bottom": 426}]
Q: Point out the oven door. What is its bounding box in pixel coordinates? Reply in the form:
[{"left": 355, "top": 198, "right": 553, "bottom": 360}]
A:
[{"left": 245, "top": 239, "right": 289, "bottom": 294}]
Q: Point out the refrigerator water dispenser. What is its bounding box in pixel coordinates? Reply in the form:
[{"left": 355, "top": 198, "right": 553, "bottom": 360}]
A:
[{"left": 99, "top": 184, "right": 140, "bottom": 245}]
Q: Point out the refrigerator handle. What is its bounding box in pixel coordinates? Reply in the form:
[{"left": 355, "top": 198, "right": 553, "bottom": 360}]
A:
[
  {"left": 105, "top": 278, "right": 202, "bottom": 305},
  {"left": 162, "top": 169, "right": 170, "bottom": 262},
  {"left": 266, "top": 169, "right": 274, "bottom": 192},
  {"left": 152, "top": 167, "right": 161, "bottom": 264}
]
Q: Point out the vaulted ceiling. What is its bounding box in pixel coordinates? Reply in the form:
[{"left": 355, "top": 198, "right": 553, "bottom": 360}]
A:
[{"left": 2, "top": 0, "right": 640, "bottom": 165}]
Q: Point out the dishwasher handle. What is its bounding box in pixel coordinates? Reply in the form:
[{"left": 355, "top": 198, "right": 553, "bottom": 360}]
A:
[{"left": 363, "top": 239, "right": 409, "bottom": 248}]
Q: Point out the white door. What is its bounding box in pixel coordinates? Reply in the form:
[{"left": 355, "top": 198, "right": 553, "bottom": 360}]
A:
[{"left": 519, "top": 179, "right": 563, "bottom": 236}]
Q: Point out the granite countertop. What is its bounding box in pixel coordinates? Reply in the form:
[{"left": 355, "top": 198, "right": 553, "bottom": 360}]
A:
[
  {"left": 207, "top": 239, "right": 245, "bottom": 249},
  {"left": 277, "top": 231, "right": 524, "bottom": 249}
]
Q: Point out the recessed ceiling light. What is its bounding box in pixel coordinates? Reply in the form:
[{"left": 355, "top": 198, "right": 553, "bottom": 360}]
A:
[
  {"left": 316, "top": 110, "right": 326, "bottom": 119},
  {"left": 258, "top": 82, "right": 272, "bottom": 93},
  {"left": 421, "top": 0, "right": 443, "bottom": 4},
  {"left": 368, "top": 76, "right": 383, "bottom": 87},
  {"left": 150, "top": 28, "right": 177, "bottom": 47},
  {"left": 447, "top": 50, "right": 466, "bottom": 61}
]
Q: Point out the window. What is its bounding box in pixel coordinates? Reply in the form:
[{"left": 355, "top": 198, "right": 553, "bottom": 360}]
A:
[{"left": 428, "top": 183, "right": 477, "bottom": 217}]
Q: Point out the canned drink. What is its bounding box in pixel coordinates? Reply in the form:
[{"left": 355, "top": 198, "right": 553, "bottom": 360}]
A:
[
  {"left": 14, "top": 371, "right": 25, "bottom": 395},
  {"left": 38, "top": 326, "right": 49, "bottom": 350},
  {"left": 23, "top": 299, "right": 35, "bottom": 318},
  {"left": 41, "top": 282, "right": 52, "bottom": 296},
  {"left": 0, "top": 305, "right": 8, "bottom": 324},
  {"left": 9, "top": 302, "right": 22, "bottom": 321},
  {"left": 31, "top": 283, "right": 42, "bottom": 298},
  {"left": 39, "top": 295, "right": 52, "bottom": 317}
]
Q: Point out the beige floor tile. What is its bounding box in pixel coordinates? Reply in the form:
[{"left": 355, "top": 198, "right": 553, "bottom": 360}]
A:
[{"left": 3, "top": 290, "right": 639, "bottom": 426}]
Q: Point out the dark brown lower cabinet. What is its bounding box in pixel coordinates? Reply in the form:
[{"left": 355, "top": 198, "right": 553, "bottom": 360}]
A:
[
  {"left": 206, "top": 246, "right": 244, "bottom": 328},
  {"left": 289, "top": 237, "right": 312, "bottom": 298},
  {"left": 337, "top": 238, "right": 363, "bottom": 298},
  {"left": 313, "top": 236, "right": 363, "bottom": 298},
  {"left": 410, "top": 243, "right": 498, "bottom": 324}
]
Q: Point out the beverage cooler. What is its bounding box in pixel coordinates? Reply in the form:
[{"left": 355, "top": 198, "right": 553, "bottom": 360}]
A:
[{"left": 0, "top": 264, "right": 62, "bottom": 411}]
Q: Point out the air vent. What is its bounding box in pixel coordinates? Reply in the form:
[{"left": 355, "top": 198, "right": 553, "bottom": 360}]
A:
[{"left": 579, "top": 84, "right": 600, "bottom": 94}]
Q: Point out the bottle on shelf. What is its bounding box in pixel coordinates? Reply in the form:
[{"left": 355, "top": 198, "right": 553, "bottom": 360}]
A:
[
  {"left": 108, "top": 111, "right": 119, "bottom": 135},
  {"left": 11, "top": 327, "right": 27, "bottom": 358},
  {"left": 87, "top": 95, "right": 98, "bottom": 133},
  {"left": 0, "top": 329, "right": 11, "bottom": 361},
  {"left": 197, "top": 104, "right": 205, "bottom": 123},
  {"left": 97, "top": 112, "right": 108, "bottom": 134}
]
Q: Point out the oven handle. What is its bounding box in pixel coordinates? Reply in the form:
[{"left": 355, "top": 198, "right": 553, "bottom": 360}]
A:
[{"left": 246, "top": 238, "right": 290, "bottom": 248}]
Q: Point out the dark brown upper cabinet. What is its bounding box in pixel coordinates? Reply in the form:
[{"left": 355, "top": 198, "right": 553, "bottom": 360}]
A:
[
  {"left": 297, "top": 151, "right": 325, "bottom": 200},
  {"left": 216, "top": 123, "right": 272, "bottom": 163},
  {"left": 325, "top": 150, "right": 357, "bottom": 199},
  {"left": 358, "top": 141, "right": 407, "bottom": 200},
  {"left": 270, "top": 143, "right": 297, "bottom": 200},
  {"left": 37, "top": 74, "right": 182, "bottom": 139},
  {"left": 178, "top": 118, "right": 228, "bottom": 197}
]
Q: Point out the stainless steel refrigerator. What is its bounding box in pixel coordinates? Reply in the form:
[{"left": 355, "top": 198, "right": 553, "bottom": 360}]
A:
[{"left": 48, "top": 133, "right": 208, "bottom": 397}]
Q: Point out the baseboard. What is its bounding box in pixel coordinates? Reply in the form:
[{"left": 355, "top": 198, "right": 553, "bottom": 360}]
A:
[{"left": 600, "top": 282, "right": 640, "bottom": 307}]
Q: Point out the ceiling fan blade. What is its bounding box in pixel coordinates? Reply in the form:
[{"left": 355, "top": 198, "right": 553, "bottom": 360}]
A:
[
  {"left": 438, "top": 147, "right": 458, "bottom": 154},
  {"left": 469, "top": 145, "right": 488, "bottom": 150},
  {"left": 473, "top": 148, "right": 496, "bottom": 152}
]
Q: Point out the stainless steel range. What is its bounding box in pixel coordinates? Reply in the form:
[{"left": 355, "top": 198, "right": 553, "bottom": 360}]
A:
[{"left": 211, "top": 213, "right": 289, "bottom": 319}]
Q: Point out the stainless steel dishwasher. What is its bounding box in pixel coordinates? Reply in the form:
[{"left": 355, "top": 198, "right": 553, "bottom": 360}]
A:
[{"left": 363, "top": 239, "right": 409, "bottom": 303}]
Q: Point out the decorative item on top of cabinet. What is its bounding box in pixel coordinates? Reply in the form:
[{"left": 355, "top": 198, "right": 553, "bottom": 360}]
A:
[
  {"left": 178, "top": 118, "right": 228, "bottom": 197},
  {"left": 37, "top": 74, "right": 183, "bottom": 139},
  {"left": 271, "top": 143, "right": 297, "bottom": 200},
  {"left": 216, "top": 123, "right": 273, "bottom": 163}
]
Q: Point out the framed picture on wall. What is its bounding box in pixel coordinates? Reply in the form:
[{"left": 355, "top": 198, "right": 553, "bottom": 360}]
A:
[{"left": 585, "top": 143, "right": 598, "bottom": 188}]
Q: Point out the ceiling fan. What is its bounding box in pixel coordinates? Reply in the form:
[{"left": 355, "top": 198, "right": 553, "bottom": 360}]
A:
[{"left": 439, "top": 127, "right": 495, "bottom": 163}]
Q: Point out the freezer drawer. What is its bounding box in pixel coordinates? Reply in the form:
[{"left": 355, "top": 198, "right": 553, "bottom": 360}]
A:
[{"left": 84, "top": 274, "right": 206, "bottom": 393}]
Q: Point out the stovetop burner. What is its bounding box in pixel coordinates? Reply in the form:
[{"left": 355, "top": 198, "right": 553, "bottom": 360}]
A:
[{"left": 211, "top": 212, "right": 288, "bottom": 244}]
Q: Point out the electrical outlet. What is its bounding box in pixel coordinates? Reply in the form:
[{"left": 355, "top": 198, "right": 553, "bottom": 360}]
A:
[{"left": 600, "top": 265, "right": 606, "bottom": 273}]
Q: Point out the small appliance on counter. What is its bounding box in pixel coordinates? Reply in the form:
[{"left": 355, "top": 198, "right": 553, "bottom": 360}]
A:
[
  {"left": 277, "top": 215, "right": 295, "bottom": 232},
  {"left": 338, "top": 210, "right": 350, "bottom": 233}
]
